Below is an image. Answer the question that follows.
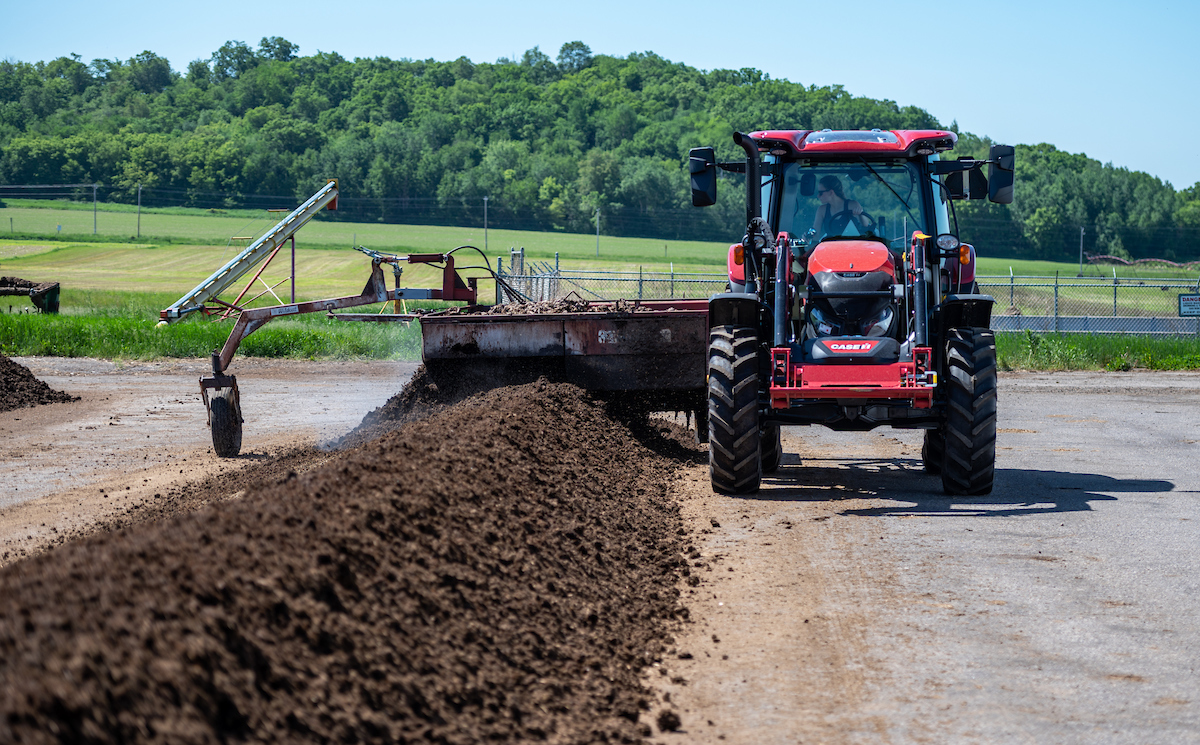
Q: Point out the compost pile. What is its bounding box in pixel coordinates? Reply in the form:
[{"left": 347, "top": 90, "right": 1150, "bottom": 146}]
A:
[
  {"left": 0, "top": 379, "right": 695, "bottom": 744},
  {"left": 435, "top": 297, "right": 660, "bottom": 317},
  {"left": 483, "top": 297, "right": 593, "bottom": 315},
  {"left": 348, "top": 361, "right": 577, "bottom": 448},
  {"left": 0, "top": 277, "right": 57, "bottom": 295},
  {"left": 0, "top": 355, "right": 78, "bottom": 413}
]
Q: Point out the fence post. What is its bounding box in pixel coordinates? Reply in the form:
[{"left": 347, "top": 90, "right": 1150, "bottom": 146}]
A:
[
  {"left": 671, "top": 262, "right": 675, "bottom": 298},
  {"left": 1009, "top": 267, "right": 1014, "bottom": 308},
  {"left": 1113, "top": 268, "right": 1118, "bottom": 316},
  {"left": 638, "top": 266, "right": 643, "bottom": 300},
  {"left": 137, "top": 183, "right": 141, "bottom": 239},
  {"left": 1054, "top": 272, "right": 1059, "bottom": 332},
  {"left": 496, "top": 257, "right": 503, "bottom": 304},
  {"left": 92, "top": 184, "right": 97, "bottom": 234}
]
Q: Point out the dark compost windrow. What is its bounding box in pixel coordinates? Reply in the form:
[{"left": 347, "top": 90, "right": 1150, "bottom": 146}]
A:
[
  {"left": 0, "top": 355, "right": 77, "bottom": 413},
  {"left": 0, "top": 374, "right": 698, "bottom": 744}
]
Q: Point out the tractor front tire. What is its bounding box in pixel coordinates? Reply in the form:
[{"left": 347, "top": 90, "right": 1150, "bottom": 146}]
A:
[
  {"left": 941, "top": 328, "right": 997, "bottom": 495},
  {"left": 921, "top": 429, "right": 944, "bottom": 474},
  {"left": 761, "top": 423, "right": 782, "bottom": 474},
  {"left": 210, "top": 388, "right": 243, "bottom": 458},
  {"left": 708, "top": 325, "right": 761, "bottom": 494}
]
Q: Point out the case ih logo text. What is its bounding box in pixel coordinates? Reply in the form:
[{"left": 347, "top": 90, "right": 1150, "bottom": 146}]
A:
[{"left": 828, "top": 341, "right": 877, "bottom": 352}]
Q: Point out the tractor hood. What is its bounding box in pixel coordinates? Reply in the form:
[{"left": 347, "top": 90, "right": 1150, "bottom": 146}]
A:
[
  {"left": 807, "top": 240, "right": 896, "bottom": 324},
  {"left": 807, "top": 240, "right": 895, "bottom": 276}
]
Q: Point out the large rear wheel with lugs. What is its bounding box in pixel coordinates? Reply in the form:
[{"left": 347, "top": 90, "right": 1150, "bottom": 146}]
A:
[
  {"left": 941, "top": 328, "right": 997, "bottom": 495},
  {"left": 708, "top": 325, "right": 761, "bottom": 494}
]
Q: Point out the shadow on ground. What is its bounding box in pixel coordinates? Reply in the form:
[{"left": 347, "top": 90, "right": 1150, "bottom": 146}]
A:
[{"left": 744, "top": 455, "right": 1172, "bottom": 517}]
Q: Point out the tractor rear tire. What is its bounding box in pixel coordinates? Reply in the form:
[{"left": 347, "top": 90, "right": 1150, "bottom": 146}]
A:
[
  {"left": 921, "top": 429, "right": 944, "bottom": 474},
  {"left": 761, "top": 423, "right": 782, "bottom": 474},
  {"left": 210, "top": 388, "right": 243, "bottom": 458},
  {"left": 708, "top": 325, "right": 761, "bottom": 494},
  {"left": 941, "top": 328, "right": 997, "bottom": 495}
]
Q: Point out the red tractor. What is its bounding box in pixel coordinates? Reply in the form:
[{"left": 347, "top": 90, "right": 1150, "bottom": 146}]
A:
[{"left": 689, "top": 129, "right": 1015, "bottom": 495}]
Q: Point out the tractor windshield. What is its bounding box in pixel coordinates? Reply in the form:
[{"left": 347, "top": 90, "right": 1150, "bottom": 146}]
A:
[{"left": 773, "top": 160, "right": 930, "bottom": 250}]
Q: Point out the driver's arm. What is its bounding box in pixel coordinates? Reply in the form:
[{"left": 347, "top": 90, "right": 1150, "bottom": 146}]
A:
[{"left": 812, "top": 204, "right": 827, "bottom": 232}]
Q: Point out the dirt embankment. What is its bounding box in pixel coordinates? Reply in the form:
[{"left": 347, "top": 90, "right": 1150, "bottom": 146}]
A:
[
  {"left": 0, "top": 355, "right": 78, "bottom": 413},
  {"left": 0, "top": 375, "right": 699, "bottom": 744}
]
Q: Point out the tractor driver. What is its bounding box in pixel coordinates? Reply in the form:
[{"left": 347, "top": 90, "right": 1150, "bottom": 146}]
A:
[{"left": 811, "top": 175, "right": 866, "bottom": 238}]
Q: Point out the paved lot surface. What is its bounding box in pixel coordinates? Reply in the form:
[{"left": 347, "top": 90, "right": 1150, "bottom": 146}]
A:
[{"left": 653, "top": 371, "right": 1200, "bottom": 744}]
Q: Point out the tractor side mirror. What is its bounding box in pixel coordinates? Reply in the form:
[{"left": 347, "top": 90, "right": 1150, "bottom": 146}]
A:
[
  {"left": 988, "top": 144, "right": 1015, "bottom": 204},
  {"left": 968, "top": 167, "right": 989, "bottom": 199},
  {"left": 689, "top": 147, "right": 717, "bottom": 207},
  {"left": 799, "top": 173, "right": 816, "bottom": 197},
  {"left": 945, "top": 171, "right": 967, "bottom": 200},
  {"left": 943, "top": 157, "right": 989, "bottom": 200}
]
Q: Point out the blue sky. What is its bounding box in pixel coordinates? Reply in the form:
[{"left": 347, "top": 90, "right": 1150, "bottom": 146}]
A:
[{"left": 5, "top": 0, "right": 1198, "bottom": 190}]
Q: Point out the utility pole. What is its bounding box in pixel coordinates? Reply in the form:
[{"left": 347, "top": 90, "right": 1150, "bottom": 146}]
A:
[
  {"left": 595, "top": 207, "right": 600, "bottom": 258},
  {"left": 137, "top": 183, "right": 142, "bottom": 239},
  {"left": 92, "top": 184, "right": 97, "bottom": 235},
  {"left": 483, "top": 196, "right": 489, "bottom": 252},
  {"left": 1078, "top": 226, "right": 1085, "bottom": 277}
]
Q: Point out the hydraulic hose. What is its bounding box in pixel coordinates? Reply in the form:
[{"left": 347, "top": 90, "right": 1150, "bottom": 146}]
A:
[
  {"left": 733, "top": 132, "right": 761, "bottom": 232},
  {"left": 913, "top": 234, "right": 928, "bottom": 347},
  {"left": 774, "top": 234, "right": 788, "bottom": 346}
]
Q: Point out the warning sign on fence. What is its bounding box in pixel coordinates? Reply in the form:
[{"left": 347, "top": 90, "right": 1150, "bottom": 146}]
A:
[{"left": 1179, "top": 294, "right": 1200, "bottom": 317}]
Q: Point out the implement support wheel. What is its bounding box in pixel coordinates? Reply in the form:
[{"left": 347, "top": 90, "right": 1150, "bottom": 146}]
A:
[
  {"left": 708, "top": 325, "right": 761, "bottom": 494},
  {"left": 941, "top": 328, "right": 997, "bottom": 495},
  {"left": 210, "top": 387, "right": 243, "bottom": 458}
]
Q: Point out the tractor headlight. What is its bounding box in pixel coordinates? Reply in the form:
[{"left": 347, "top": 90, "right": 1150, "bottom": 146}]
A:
[{"left": 862, "top": 306, "right": 894, "bottom": 337}]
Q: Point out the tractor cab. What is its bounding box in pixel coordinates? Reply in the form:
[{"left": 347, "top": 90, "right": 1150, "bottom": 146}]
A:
[{"left": 692, "top": 128, "right": 1012, "bottom": 354}]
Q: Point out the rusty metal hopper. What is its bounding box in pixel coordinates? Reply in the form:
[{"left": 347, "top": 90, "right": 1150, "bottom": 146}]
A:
[{"left": 419, "top": 299, "right": 709, "bottom": 409}]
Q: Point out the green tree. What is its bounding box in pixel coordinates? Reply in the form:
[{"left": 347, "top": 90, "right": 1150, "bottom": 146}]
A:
[
  {"left": 557, "top": 42, "right": 593, "bottom": 74},
  {"left": 211, "top": 41, "right": 258, "bottom": 81},
  {"left": 258, "top": 37, "right": 298, "bottom": 62}
]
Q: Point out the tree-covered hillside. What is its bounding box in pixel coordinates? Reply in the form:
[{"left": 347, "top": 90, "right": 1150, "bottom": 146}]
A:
[{"left": 2, "top": 39, "right": 1198, "bottom": 260}]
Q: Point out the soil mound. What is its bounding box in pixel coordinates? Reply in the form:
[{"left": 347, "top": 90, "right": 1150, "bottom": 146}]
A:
[
  {"left": 439, "top": 298, "right": 652, "bottom": 316},
  {"left": 344, "top": 364, "right": 558, "bottom": 446},
  {"left": 0, "top": 355, "right": 78, "bottom": 413},
  {"left": 0, "top": 380, "right": 694, "bottom": 743},
  {"left": 0, "top": 277, "right": 58, "bottom": 294}
]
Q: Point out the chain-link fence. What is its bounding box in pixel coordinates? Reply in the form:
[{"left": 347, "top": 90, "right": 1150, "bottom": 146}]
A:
[
  {"left": 496, "top": 250, "right": 728, "bottom": 303},
  {"left": 980, "top": 274, "right": 1200, "bottom": 334},
  {"left": 497, "top": 258, "right": 1200, "bottom": 335},
  {"left": 0, "top": 183, "right": 741, "bottom": 241}
]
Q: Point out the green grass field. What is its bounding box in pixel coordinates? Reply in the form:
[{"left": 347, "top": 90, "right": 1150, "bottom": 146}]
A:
[
  {"left": 3, "top": 200, "right": 1200, "bottom": 369},
  {"left": 0, "top": 200, "right": 730, "bottom": 274},
  {"left": 7, "top": 199, "right": 1199, "bottom": 280}
]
